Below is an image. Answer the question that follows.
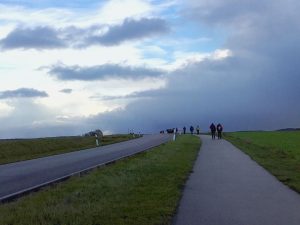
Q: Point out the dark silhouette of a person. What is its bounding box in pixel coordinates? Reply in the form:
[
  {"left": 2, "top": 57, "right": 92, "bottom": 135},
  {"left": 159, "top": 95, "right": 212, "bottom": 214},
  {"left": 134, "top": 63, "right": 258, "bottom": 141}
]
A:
[
  {"left": 217, "top": 123, "right": 223, "bottom": 139},
  {"left": 183, "top": 126, "right": 186, "bottom": 134},
  {"left": 190, "top": 126, "right": 194, "bottom": 134},
  {"left": 196, "top": 125, "right": 200, "bottom": 135},
  {"left": 210, "top": 123, "right": 216, "bottom": 139}
]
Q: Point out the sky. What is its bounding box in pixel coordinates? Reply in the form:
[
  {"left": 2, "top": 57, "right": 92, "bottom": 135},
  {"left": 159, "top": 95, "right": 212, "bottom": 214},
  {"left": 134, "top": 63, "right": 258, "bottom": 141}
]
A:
[{"left": 0, "top": 0, "right": 299, "bottom": 138}]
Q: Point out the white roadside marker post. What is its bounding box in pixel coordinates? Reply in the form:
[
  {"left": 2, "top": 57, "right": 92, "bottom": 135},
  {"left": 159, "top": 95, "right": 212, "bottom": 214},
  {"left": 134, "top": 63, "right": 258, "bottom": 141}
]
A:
[
  {"left": 173, "top": 128, "right": 176, "bottom": 141},
  {"left": 95, "top": 134, "right": 99, "bottom": 147}
]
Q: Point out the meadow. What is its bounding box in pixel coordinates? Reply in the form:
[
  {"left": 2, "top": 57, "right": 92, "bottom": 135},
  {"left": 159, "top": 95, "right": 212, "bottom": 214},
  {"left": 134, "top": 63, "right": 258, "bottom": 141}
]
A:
[
  {"left": 0, "top": 135, "right": 200, "bottom": 225},
  {"left": 225, "top": 131, "right": 300, "bottom": 192},
  {"left": 0, "top": 134, "right": 137, "bottom": 165}
]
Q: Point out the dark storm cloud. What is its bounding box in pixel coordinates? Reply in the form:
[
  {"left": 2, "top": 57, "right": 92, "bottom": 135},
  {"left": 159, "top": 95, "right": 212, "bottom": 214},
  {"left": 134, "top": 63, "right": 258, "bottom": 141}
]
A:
[
  {"left": 81, "top": 0, "right": 300, "bottom": 133},
  {"left": 48, "top": 63, "right": 165, "bottom": 81},
  {"left": 0, "top": 18, "right": 169, "bottom": 50},
  {"left": 184, "top": 0, "right": 270, "bottom": 26},
  {"left": 87, "top": 18, "right": 169, "bottom": 46},
  {"left": 0, "top": 88, "right": 48, "bottom": 99}
]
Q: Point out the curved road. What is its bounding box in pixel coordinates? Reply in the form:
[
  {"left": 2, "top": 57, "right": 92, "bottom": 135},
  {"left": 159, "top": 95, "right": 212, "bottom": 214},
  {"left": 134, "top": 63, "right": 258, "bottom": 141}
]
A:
[
  {"left": 0, "top": 134, "right": 172, "bottom": 202},
  {"left": 173, "top": 135, "right": 300, "bottom": 225}
]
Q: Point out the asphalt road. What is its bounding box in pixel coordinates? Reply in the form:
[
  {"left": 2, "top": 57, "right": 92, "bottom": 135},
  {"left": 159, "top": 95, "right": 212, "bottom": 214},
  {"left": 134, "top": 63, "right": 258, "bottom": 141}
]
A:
[
  {"left": 0, "top": 134, "right": 172, "bottom": 202},
  {"left": 173, "top": 135, "right": 300, "bottom": 225}
]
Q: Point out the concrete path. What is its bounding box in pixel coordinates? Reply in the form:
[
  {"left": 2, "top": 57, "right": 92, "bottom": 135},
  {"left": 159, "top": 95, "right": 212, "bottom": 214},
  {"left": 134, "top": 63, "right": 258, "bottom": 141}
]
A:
[
  {"left": 0, "top": 134, "right": 171, "bottom": 202},
  {"left": 173, "top": 135, "right": 300, "bottom": 225}
]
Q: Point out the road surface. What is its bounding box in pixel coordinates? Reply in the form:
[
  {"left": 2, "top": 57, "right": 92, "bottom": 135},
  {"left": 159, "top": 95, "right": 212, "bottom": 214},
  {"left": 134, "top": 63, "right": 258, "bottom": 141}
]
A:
[
  {"left": 173, "top": 135, "right": 300, "bottom": 225},
  {"left": 0, "top": 134, "right": 171, "bottom": 202}
]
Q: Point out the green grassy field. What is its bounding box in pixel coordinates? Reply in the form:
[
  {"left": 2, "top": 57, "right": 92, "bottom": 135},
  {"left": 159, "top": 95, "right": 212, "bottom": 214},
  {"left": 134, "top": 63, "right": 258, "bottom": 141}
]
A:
[
  {"left": 225, "top": 131, "right": 300, "bottom": 192},
  {"left": 0, "top": 134, "right": 138, "bottom": 165},
  {"left": 0, "top": 135, "right": 200, "bottom": 225}
]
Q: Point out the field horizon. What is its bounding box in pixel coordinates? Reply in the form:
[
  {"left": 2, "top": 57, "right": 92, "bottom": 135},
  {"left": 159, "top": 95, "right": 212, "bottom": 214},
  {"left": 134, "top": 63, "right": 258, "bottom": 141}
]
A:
[
  {"left": 1, "top": 126, "right": 300, "bottom": 141},
  {"left": 0, "top": 134, "right": 139, "bottom": 165}
]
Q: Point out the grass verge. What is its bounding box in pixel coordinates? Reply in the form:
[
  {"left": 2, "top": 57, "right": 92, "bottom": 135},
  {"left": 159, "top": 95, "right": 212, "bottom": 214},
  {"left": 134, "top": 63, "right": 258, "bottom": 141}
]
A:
[
  {"left": 225, "top": 131, "right": 300, "bottom": 192},
  {"left": 0, "top": 135, "right": 200, "bottom": 225},
  {"left": 0, "top": 134, "right": 138, "bottom": 165}
]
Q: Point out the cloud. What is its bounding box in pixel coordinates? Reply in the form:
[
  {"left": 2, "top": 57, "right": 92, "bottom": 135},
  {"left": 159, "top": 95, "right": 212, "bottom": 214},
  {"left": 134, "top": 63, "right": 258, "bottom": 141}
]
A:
[
  {"left": 47, "top": 63, "right": 165, "bottom": 81},
  {"left": 91, "top": 89, "right": 169, "bottom": 101},
  {"left": 79, "top": 0, "right": 300, "bottom": 133},
  {"left": 60, "top": 88, "right": 73, "bottom": 94},
  {"left": 0, "top": 99, "right": 83, "bottom": 139},
  {"left": 87, "top": 17, "right": 169, "bottom": 46},
  {"left": 0, "top": 26, "right": 66, "bottom": 50},
  {"left": 184, "top": 0, "right": 269, "bottom": 26},
  {"left": 0, "top": 88, "right": 48, "bottom": 99},
  {"left": 0, "top": 17, "right": 169, "bottom": 50},
  {"left": 0, "top": 97, "right": 105, "bottom": 139},
  {"left": 1, "top": 0, "right": 300, "bottom": 138},
  {"left": 0, "top": 0, "right": 101, "bottom": 8}
]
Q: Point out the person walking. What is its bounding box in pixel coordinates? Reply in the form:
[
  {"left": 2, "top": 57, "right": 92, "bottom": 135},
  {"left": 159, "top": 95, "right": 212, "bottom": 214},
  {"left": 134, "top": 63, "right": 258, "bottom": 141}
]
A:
[
  {"left": 190, "top": 126, "right": 194, "bottom": 134},
  {"left": 217, "top": 123, "right": 223, "bottom": 139},
  {"left": 183, "top": 126, "right": 186, "bottom": 134},
  {"left": 196, "top": 125, "right": 200, "bottom": 135},
  {"left": 210, "top": 123, "right": 216, "bottom": 140}
]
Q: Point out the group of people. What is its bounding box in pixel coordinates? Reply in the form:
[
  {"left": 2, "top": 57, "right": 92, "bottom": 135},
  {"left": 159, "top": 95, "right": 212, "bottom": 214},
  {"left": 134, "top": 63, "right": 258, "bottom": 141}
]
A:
[
  {"left": 163, "top": 123, "right": 223, "bottom": 139},
  {"left": 210, "top": 123, "right": 223, "bottom": 139},
  {"left": 183, "top": 125, "right": 201, "bottom": 135}
]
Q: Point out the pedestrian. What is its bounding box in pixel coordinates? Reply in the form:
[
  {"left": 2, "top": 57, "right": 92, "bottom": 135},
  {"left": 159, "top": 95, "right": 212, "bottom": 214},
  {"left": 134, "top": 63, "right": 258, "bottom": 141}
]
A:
[
  {"left": 190, "top": 126, "right": 194, "bottom": 134},
  {"left": 210, "top": 123, "right": 216, "bottom": 139},
  {"left": 196, "top": 125, "right": 200, "bottom": 135},
  {"left": 183, "top": 126, "right": 186, "bottom": 134},
  {"left": 217, "top": 123, "right": 223, "bottom": 139}
]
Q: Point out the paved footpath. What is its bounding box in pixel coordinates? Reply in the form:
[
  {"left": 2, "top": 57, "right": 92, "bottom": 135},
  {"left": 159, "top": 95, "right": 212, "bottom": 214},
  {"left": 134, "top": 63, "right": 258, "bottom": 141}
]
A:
[{"left": 173, "top": 135, "right": 300, "bottom": 225}]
